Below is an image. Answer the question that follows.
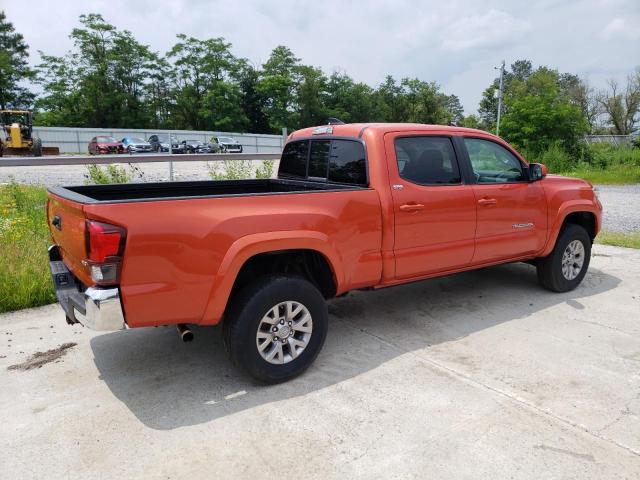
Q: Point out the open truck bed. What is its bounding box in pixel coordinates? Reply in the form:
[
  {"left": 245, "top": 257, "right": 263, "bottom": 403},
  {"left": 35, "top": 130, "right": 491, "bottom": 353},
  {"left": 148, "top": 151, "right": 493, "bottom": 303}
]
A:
[{"left": 48, "top": 178, "right": 362, "bottom": 204}]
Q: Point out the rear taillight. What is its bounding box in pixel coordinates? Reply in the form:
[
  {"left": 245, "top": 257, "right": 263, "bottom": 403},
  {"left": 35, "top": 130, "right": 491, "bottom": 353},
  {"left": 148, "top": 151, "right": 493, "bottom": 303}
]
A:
[{"left": 84, "top": 220, "right": 126, "bottom": 285}]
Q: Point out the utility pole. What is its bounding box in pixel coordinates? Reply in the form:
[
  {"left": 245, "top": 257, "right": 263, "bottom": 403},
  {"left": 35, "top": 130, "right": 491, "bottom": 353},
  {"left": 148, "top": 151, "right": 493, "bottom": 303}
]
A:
[{"left": 495, "top": 60, "right": 505, "bottom": 136}]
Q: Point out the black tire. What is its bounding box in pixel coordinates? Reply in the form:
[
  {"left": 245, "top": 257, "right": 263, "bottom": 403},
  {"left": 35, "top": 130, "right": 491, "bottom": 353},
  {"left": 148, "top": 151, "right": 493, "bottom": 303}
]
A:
[
  {"left": 32, "top": 138, "right": 43, "bottom": 157},
  {"left": 127, "top": 146, "right": 133, "bottom": 154},
  {"left": 536, "top": 224, "right": 591, "bottom": 292},
  {"left": 223, "top": 275, "right": 328, "bottom": 384}
]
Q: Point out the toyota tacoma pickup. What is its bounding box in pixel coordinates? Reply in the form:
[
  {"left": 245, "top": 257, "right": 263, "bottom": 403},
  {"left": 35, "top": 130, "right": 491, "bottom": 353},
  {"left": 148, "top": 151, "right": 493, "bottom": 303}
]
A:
[{"left": 47, "top": 123, "right": 602, "bottom": 383}]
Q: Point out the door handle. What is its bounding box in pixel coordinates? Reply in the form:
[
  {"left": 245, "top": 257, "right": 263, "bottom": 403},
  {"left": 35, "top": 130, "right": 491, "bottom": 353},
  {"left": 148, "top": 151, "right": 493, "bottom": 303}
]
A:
[
  {"left": 477, "top": 198, "right": 497, "bottom": 206},
  {"left": 400, "top": 203, "right": 425, "bottom": 212}
]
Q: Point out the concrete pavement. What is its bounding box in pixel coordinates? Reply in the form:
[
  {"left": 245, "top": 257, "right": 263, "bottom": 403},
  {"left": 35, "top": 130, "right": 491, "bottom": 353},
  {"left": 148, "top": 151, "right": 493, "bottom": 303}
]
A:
[{"left": 1, "top": 244, "right": 639, "bottom": 479}]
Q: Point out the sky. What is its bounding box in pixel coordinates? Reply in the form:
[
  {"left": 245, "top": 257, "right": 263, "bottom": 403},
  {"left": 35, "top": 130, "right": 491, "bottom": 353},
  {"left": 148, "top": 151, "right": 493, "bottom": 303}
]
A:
[{"left": 4, "top": 0, "right": 640, "bottom": 114}]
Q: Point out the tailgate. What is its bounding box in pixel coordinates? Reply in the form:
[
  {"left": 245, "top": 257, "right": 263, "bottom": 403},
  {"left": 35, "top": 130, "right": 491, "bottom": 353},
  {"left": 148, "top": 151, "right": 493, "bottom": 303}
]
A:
[{"left": 47, "top": 193, "right": 89, "bottom": 284}]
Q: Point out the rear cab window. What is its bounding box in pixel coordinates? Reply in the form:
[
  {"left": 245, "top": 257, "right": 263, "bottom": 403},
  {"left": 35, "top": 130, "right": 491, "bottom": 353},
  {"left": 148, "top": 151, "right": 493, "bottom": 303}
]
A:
[
  {"left": 394, "top": 136, "right": 461, "bottom": 185},
  {"left": 279, "top": 138, "right": 367, "bottom": 186}
]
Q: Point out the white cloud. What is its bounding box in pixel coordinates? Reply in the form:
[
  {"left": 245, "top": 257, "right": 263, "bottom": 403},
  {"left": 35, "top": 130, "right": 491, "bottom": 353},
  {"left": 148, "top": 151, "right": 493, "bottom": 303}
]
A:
[
  {"left": 441, "top": 9, "right": 532, "bottom": 51},
  {"left": 601, "top": 16, "right": 640, "bottom": 40}
]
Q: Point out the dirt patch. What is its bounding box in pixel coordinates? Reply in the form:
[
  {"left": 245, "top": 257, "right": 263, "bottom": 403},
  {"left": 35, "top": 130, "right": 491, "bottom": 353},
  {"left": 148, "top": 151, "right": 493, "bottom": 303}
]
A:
[{"left": 8, "top": 342, "right": 77, "bottom": 371}]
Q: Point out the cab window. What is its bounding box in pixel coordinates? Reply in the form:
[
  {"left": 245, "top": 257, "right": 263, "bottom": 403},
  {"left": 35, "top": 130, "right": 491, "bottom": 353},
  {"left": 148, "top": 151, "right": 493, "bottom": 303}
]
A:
[
  {"left": 394, "top": 136, "right": 461, "bottom": 185},
  {"left": 464, "top": 138, "right": 526, "bottom": 183},
  {"left": 280, "top": 139, "right": 367, "bottom": 185}
]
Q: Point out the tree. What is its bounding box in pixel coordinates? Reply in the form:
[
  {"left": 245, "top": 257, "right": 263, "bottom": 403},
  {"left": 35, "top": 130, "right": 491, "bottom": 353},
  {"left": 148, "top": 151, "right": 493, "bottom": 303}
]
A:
[
  {"left": 458, "top": 114, "right": 483, "bottom": 129},
  {"left": 500, "top": 69, "right": 589, "bottom": 154},
  {"left": 561, "top": 75, "right": 601, "bottom": 133},
  {"left": 258, "top": 46, "right": 300, "bottom": 132},
  {"left": 0, "top": 11, "right": 35, "bottom": 109},
  {"left": 168, "top": 34, "right": 246, "bottom": 131},
  {"left": 36, "top": 13, "right": 161, "bottom": 128},
  {"left": 479, "top": 60, "right": 533, "bottom": 130},
  {"left": 324, "top": 72, "right": 375, "bottom": 123},
  {"left": 237, "top": 62, "right": 269, "bottom": 133},
  {"left": 294, "top": 65, "right": 327, "bottom": 128},
  {"left": 442, "top": 94, "right": 464, "bottom": 124},
  {"left": 598, "top": 70, "right": 640, "bottom": 135}
]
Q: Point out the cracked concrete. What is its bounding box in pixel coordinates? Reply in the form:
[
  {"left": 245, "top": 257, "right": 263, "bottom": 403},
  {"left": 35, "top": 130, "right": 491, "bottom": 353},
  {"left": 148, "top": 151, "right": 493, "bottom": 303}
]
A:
[{"left": 1, "top": 244, "right": 639, "bottom": 479}]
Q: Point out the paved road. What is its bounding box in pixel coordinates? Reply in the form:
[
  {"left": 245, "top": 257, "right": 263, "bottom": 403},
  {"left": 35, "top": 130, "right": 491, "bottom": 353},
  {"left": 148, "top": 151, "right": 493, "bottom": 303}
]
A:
[{"left": 1, "top": 244, "right": 639, "bottom": 479}]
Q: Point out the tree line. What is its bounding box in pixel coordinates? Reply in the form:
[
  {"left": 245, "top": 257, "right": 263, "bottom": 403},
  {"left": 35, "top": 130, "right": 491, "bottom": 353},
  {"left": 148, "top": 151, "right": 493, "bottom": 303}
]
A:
[{"left": 1, "top": 11, "right": 639, "bottom": 154}]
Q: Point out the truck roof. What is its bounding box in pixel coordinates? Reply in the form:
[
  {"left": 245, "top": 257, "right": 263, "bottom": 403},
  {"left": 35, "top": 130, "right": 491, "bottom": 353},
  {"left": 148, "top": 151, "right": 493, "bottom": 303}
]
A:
[{"left": 288, "top": 123, "right": 492, "bottom": 141}]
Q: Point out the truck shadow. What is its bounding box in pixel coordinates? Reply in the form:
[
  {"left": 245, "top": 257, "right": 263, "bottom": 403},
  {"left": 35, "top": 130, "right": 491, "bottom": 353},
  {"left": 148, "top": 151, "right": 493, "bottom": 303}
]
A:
[{"left": 90, "top": 262, "right": 620, "bottom": 430}]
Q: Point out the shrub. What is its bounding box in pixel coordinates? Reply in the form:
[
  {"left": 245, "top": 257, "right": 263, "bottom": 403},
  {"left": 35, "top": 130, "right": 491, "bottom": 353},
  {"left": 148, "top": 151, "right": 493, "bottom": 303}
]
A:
[
  {"left": 0, "top": 183, "right": 55, "bottom": 313},
  {"left": 207, "top": 160, "right": 275, "bottom": 180},
  {"left": 85, "top": 163, "right": 145, "bottom": 184},
  {"left": 255, "top": 160, "right": 275, "bottom": 179}
]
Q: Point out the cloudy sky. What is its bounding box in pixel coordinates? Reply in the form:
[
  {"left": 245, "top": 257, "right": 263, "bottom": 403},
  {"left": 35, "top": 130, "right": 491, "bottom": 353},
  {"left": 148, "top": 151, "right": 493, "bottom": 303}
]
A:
[{"left": 5, "top": 0, "right": 639, "bottom": 113}]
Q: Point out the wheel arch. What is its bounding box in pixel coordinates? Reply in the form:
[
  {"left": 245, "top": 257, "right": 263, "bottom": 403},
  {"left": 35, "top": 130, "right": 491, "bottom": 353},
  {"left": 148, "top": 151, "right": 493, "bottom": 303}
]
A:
[
  {"left": 541, "top": 203, "right": 599, "bottom": 257},
  {"left": 201, "top": 231, "right": 343, "bottom": 325}
]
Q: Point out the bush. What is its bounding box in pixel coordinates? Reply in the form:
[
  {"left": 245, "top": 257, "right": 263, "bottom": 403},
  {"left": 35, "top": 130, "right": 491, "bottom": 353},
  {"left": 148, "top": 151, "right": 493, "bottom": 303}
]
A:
[
  {"left": 85, "top": 163, "right": 145, "bottom": 184},
  {"left": 255, "top": 160, "right": 275, "bottom": 179},
  {"left": 0, "top": 183, "right": 55, "bottom": 313},
  {"left": 207, "top": 160, "right": 275, "bottom": 180}
]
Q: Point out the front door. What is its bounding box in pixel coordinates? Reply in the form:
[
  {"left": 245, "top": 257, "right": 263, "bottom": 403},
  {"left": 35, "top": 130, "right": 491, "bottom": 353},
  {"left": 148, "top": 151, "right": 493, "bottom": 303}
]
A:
[
  {"left": 385, "top": 133, "right": 477, "bottom": 279},
  {"left": 462, "top": 137, "right": 547, "bottom": 263}
]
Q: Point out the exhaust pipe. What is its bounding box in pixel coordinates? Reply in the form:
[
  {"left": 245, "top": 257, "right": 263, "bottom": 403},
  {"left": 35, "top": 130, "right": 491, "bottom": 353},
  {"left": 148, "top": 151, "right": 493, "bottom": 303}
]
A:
[{"left": 177, "top": 324, "right": 194, "bottom": 342}]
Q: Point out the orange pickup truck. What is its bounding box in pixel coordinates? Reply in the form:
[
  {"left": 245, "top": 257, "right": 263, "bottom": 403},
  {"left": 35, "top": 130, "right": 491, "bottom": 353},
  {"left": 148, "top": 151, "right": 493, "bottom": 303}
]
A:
[{"left": 47, "top": 123, "right": 602, "bottom": 383}]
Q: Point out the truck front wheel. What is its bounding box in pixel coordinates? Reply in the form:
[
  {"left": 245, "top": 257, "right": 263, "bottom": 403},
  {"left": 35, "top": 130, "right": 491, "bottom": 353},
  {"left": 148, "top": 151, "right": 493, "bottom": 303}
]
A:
[
  {"left": 223, "top": 275, "right": 328, "bottom": 383},
  {"left": 536, "top": 224, "right": 591, "bottom": 292}
]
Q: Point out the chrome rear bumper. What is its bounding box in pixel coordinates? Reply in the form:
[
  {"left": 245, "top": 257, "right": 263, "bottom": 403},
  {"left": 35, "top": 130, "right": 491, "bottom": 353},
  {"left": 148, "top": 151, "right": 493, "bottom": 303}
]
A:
[{"left": 48, "top": 245, "right": 126, "bottom": 331}]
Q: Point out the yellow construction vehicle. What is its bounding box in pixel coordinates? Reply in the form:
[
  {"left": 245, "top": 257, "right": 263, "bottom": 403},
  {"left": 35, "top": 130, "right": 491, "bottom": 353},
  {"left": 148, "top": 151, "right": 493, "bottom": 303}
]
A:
[{"left": 0, "top": 109, "right": 59, "bottom": 157}]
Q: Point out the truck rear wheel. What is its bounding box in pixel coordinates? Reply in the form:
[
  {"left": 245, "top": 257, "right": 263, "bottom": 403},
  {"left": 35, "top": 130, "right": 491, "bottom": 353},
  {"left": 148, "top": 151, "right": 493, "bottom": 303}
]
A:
[
  {"left": 536, "top": 224, "right": 591, "bottom": 292},
  {"left": 223, "top": 275, "right": 328, "bottom": 383}
]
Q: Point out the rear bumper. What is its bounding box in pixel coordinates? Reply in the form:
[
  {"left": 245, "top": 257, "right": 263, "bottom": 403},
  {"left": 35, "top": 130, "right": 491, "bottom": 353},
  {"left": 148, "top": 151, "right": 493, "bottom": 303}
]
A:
[{"left": 48, "top": 246, "right": 126, "bottom": 331}]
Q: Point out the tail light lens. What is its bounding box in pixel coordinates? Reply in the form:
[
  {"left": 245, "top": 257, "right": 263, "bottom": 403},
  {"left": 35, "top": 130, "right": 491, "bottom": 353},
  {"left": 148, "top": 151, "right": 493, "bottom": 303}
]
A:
[{"left": 85, "top": 220, "right": 126, "bottom": 285}]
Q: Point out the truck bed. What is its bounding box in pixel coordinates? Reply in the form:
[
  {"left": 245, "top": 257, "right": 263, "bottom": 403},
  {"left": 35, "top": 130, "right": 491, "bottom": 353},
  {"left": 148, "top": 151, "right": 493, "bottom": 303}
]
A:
[{"left": 49, "top": 178, "right": 363, "bottom": 203}]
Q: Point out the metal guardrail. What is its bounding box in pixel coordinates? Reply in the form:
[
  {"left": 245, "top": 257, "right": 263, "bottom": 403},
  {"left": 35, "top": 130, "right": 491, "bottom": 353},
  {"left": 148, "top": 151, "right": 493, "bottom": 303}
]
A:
[{"left": 0, "top": 152, "right": 281, "bottom": 167}]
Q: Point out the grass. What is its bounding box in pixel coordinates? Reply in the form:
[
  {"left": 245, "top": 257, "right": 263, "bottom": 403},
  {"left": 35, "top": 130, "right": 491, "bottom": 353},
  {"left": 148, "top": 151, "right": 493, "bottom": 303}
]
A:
[
  {"left": 558, "top": 165, "right": 640, "bottom": 185},
  {"left": 596, "top": 231, "right": 640, "bottom": 249},
  {"left": 527, "top": 143, "right": 640, "bottom": 185},
  {"left": 0, "top": 183, "right": 55, "bottom": 313}
]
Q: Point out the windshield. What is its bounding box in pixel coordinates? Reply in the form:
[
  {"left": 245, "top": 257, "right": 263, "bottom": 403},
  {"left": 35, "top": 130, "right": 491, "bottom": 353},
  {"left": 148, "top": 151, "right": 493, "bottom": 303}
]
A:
[
  {"left": 130, "top": 137, "right": 146, "bottom": 143},
  {"left": 186, "top": 139, "right": 199, "bottom": 143},
  {"left": 97, "top": 136, "right": 117, "bottom": 142},
  {"left": 218, "top": 137, "right": 234, "bottom": 143}
]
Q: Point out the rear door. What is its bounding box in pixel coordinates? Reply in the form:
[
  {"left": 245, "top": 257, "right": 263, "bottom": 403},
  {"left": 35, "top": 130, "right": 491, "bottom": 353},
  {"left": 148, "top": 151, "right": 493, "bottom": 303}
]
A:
[
  {"left": 461, "top": 137, "right": 547, "bottom": 263},
  {"left": 384, "top": 132, "right": 477, "bottom": 279}
]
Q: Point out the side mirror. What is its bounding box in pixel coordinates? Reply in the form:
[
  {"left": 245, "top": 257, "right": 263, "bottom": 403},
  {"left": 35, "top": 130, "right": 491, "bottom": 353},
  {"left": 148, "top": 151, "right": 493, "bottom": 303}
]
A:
[{"left": 529, "top": 163, "right": 547, "bottom": 181}]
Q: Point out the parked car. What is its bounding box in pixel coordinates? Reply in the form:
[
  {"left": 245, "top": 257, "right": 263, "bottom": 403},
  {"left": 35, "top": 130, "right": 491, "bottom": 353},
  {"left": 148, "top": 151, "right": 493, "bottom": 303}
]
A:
[
  {"left": 88, "top": 136, "right": 124, "bottom": 155},
  {"left": 213, "top": 136, "right": 243, "bottom": 153},
  {"left": 182, "top": 139, "right": 215, "bottom": 154},
  {"left": 148, "top": 134, "right": 185, "bottom": 153},
  {"left": 121, "top": 137, "right": 152, "bottom": 153},
  {"left": 47, "top": 123, "right": 602, "bottom": 384}
]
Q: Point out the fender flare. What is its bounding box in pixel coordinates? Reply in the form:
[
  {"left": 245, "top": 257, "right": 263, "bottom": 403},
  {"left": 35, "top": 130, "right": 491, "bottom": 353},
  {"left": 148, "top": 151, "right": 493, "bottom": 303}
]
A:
[
  {"left": 201, "top": 230, "right": 344, "bottom": 325},
  {"left": 540, "top": 200, "right": 600, "bottom": 257}
]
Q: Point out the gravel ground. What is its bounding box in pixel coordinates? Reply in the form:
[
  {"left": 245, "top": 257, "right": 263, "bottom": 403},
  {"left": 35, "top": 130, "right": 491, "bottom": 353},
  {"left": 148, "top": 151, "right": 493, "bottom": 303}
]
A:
[
  {"left": 0, "top": 160, "right": 271, "bottom": 185},
  {"left": 596, "top": 185, "right": 640, "bottom": 233},
  {"left": 0, "top": 164, "right": 637, "bottom": 232}
]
